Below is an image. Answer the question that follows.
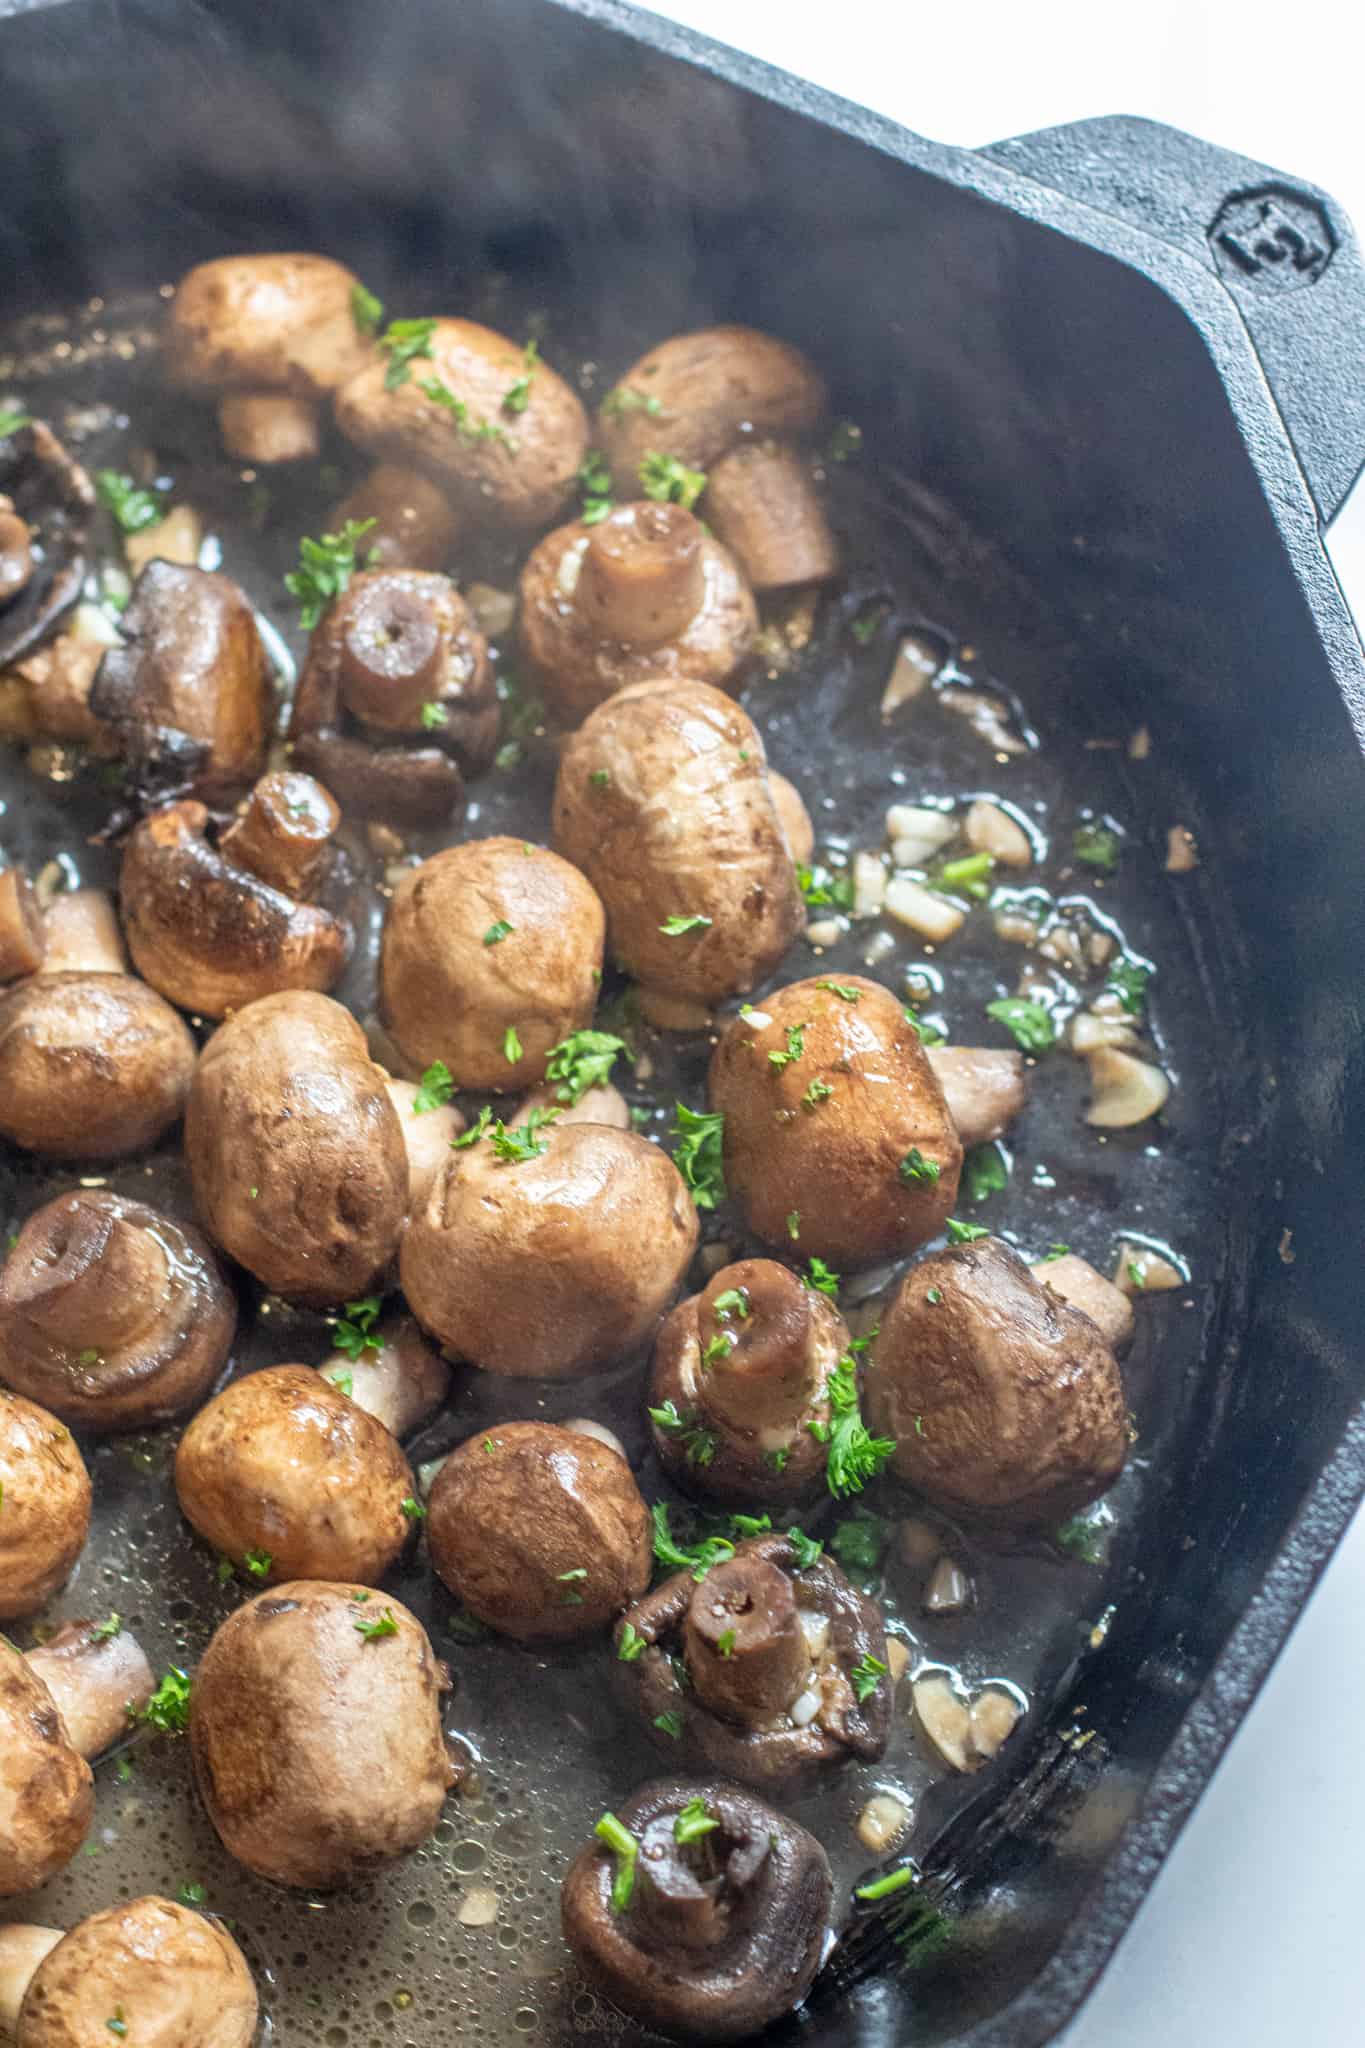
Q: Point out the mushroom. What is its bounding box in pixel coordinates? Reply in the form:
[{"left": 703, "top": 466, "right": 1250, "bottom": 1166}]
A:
[
  {"left": 383, "top": 1079, "right": 467, "bottom": 1209},
  {"left": 703, "top": 439, "right": 839, "bottom": 591},
  {"left": 1, "top": 1619, "right": 153, "bottom": 1896},
  {"left": 0, "top": 630, "right": 116, "bottom": 754},
  {"left": 333, "top": 463, "right": 462, "bottom": 571},
  {"left": 317, "top": 1312, "right": 451, "bottom": 1437},
  {"left": 0, "top": 1896, "right": 257, "bottom": 2046},
  {"left": 0, "top": 1190, "right": 235, "bottom": 1430},
  {"left": 596, "top": 327, "right": 827, "bottom": 492},
  {"left": 402, "top": 1120, "right": 698, "bottom": 1379},
  {"left": 648, "top": 1260, "right": 842, "bottom": 1505},
  {"left": 509, "top": 1079, "right": 631, "bottom": 1132},
  {"left": 0, "top": 974, "right": 196, "bottom": 1160},
  {"left": 38, "top": 888, "right": 127, "bottom": 975},
  {"left": 926, "top": 1044, "right": 1027, "bottom": 1147},
  {"left": 190, "top": 1581, "right": 456, "bottom": 1887},
  {"left": 0, "top": 423, "right": 94, "bottom": 667},
  {"left": 427, "top": 1421, "right": 651, "bottom": 1641},
  {"left": 768, "top": 770, "right": 815, "bottom": 865},
  {"left": 175, "top": 1364, "right": 420, "bottom": 1586},
  {"left": 0, "top": 1390, "right": 91, "bottom": 1618},
  {"left": 709, "top": 975, "right": 961, "bottom": 1265},
  {"left": 0, "top": 870, "right": 44, "bottom": 983},
  {"left": 119, "top": 772, "right": 352, "bottom": 1017},
  {"left": 335, "top": 317, "right": 589, "bottom": 530},
  {"left": 614, "top": 1534, "right": 891, "bottom": 1786},
  {"left": 185, "top": 991, "right": 408, "bottom": 1307},
  {"left": 380, "top": 838, "right": 605, "bottom": 1088},
  {"left": 290, "top": 568, "right": 496, "bottom": 825},
  {"left": 517, "top": 501, "right": 757, "bottom": 726},
  {"left": 1032, "top": 1251, "right": 1136, "bottom": 1353},
  {"left": 865, "top": 1237, "right": 1128, "bottom": 1524},
  {"left": 561, "top": 1776, "right": 832, "bottom": 2044},
  {"left": 165, "top": 253, "right": 374, "bottom": 463},
  {"left": 90, "top": 562, "right": 271, "bottom": 805},
  {"left": 553, "top": 680, "right": 805, "bottom": 1006}
]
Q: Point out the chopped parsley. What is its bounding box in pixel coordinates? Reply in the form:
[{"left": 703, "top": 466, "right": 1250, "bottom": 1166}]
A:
[
  {"left": 702, "top": 1331, "right": 734, "bottom": 1367},
  {"left": 670, "top": 1103, "right": 726, "bottom": 1210},
  {"left": 333, "top": 1370, "right": 354, "bottom": 1398},
  {"left": 904, "top": 1009, "right": 945, "bottom": 1047},
  {"left": 817, "top": 980, "right": 861, "bottom": 1001},
  {"left": 481, "top": 920, "right": 514, "bottom": 947},
  {"left": 452, "top": 1106, "right": 493, "bottom": 1150},
  {"left": 831, "top": 1512, "right": 889, "bottom": 1576},
  {"left": 488, "top": 1106, "right": 560, "bottom": 1164},
  {"left": 350, "top": 281, "right": 384, "bottom": 336},
  {"left": 653, "top": 1711, "right": 683, "bottom": 1740},
  {"left": 766, "top": 1446, "right": 791, "bottom": 1473},
  {"left": 242, "top": 1547, "right": 272, "bottom": 1579},
  {"left": 647, "top": 1401, "right": 718, "bottom": 1468},
  {"left": 91, "top": 1613, "right": 123, "bottom": 1642},
  {"left": 378, "top": 315, "right": 437, "bottom": 388},
  {"left": 711, "top": 1288, "right": 749, "bottom": 1322},
  {"left": 787, "top": 1527, "right": 824, "bottom": 1569},
  {"left": 354, "top": 1608, "right": 400, "bottom": 1643},
  {"left": 95, "top": 468, "right": 164, "bottom": 535},
  {"left": 926, "top": 1287, "right": 942, "bottom": 1305},
  {"left": 578, "top": 448, "right": 614, "bottom": 524},
  {"left": 899, "top": 1147, "right": 940, "bottom": 1185},
  {"left": 945, "top": 1218, "right": 990, "bottom": 1244},
  {"left": 1074, "top": 820, "right": 1121, "bottom": 871},
  {"left": 935, "top": 850, "right": 995, "bottom": 901},
  {"left": 401, "top": 1496, "right": 426, "bottom": 1522},
  {"left": 850, "top": 604, "right": 885, "bottom": 645},
  {"left": 639, "top": 451, "right": 706, "bottom": 510},
  {"left": 809, "top": 1354, "right": 896, "bottom": 1498},
  {"left": 1055, "top": 1514, "right": 1106, "bottom": 1565},
  {"left": 413, "top": 1060, "right": 455, "bottom": 1115},
  {"left": 617, "top": 1622, "right": 647, "bottom": 1662},
  {"left": 796, "top": 862, "right": 854, "bottom": 910},
  {"left": 673, "top": 1797, "right": 718, "bottom": 1844},
  {"left": 419, "top": 700, "right": 449, "bottom": 729},
  {"left": 594, "top": 1811, "right": 639, "bottom": 1911},
  {"left": 786, "top": 1211, "right": 801, "bottom": 1241},
  {"left": 589, "top": 768, "right": 611, "bottom": 789},
  {"left": 1107, "top": 958, "right": 1151, "bottom": 1015},
  {"left": 503, "top": 1024, "right": 523, "bottom": 1064},
  {"left": 801, "top": 1077, "right": 833, "bottom": 1109},
  {"left": 851, "top": 1652, "right": 887, "bottom": 1703},
  {"left": 502, "top": 338, "right": 539, "bottom": 415},
  {"left": 557, "top": 1567, "right": 588, "bottom": 1605},
  {"left": 133, "top": 1668, "right": 192, "bottom": 1734},
  {"left": 984, "top": 996, "right": 1056, "bottom": 1053},
  {"left": 651, "top": 1502, "right": 735, "bottom": 1581},
  {"left": 716, "top": 1628, "right": 737, "bottom": 1657},
  {"left": 331, "top": 1296, "right": 383, "bottom": 1360},
  {"left": 1038, "top": 1242, "right": 1071, "bottom": 1262},
  {"left": 730, "top": 1512, "right": 771, "bottom": 1539},
  {"left": 856, "top": 1867, "right": 915, "bottom": 1901},
  {"left": 106, "top": 2012, "right": 128, "bottom": 2038},
  {"left": 963, "top": 1142, "right": 1009, "bottom": 1203},
  {"left": 285, "top": 517, "right": 376, "bottom": 630},
  {"left": 545, "top": 1028, "right": 626, "bottom": 1106},
  {"left": 0, "top": 409, "right": 32, "bottom": 437},
  {"left": 602, "top": 384, "right": 663, "bottom": 420},
  {"left": 660, "top": 913, "right": 712, "bottom": 936},
  {"left": 803, "top": 1256, "right": 840, "bottom": 1298},
  {"left": 768, "top": 1022, "right": 807, "bottom": 1071},
  {"left": 421, "top": 375, "right": 513, "bottom": 446}
]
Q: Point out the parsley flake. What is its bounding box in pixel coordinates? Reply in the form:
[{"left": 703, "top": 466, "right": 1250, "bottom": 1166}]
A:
[
  {"left": 984, "top": 997, "right": 1056, "bottom": 1053},
  {"left": 639, "top": 450, "right": 706, "bottom": 510},
  {"left": 378, "top": 315, "right": 436, "bottom": 388},
  {"left": 413, "top": 1060, "right": 455, "bottom": 1115},
  {"left": 285, "top": 518, "right": 376, "bottom": 629},
  {"left": 670, "top": 1103, "right": 726, "bottom": 1211}
]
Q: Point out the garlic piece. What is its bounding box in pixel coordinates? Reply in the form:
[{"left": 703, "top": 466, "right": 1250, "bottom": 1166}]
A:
[
  {"left": 880, "top": 634, "right": 941, "bottom": 717},
  {"left": 852, "top": 850, "right": 888, "bottom": 919},
  {"left": 790, "top": 1682, "right": 823, "bottom": 1728},
  {"left": 884, "top": 1637, "right": 911, "bottom": 1686},
  {"left": 856, "top": 1793, "right": 910, "bottom": 1855},
  {"left": 1165, "top": 825, "right": 1199, "bottom": 872},
  {"left": 939, "top": 685, "right": 1029, "bottom": 756},
  {"left": 805, "top": 917, "right": 843, "bottom": 948},
  {"left": 1114, "top": 1243, "right": 1185, "bottom": 1294},
  {"left": 125, "top": 502, "right": 202, "bottom": 576},
  {"left": 964, "top": 800, "right": 1031, "bottom": 869},
  {"left": 797, "top": 1610, "right": 831, "bottom": 1661},
  {"left": 884, "top": 876, "right": 964, "bottom": 943},
  {"left": 1070, "top": 1010, "right": 1140, "bottom": 1055},
  {"left": 69, "top": 602, "right": 123, "bottom": 649},
  {"left": 1128, "top": 725, "right": 1151, "bottom": 761},
  {"left": 912, "top": 1671, "right": 973, "bottom": 1772},
  {"left": 886, "top": 803, "right": 956, "bottom": 868},
  {"left": 969, "top": 1688, "right": 1022, "bottom": 1762},
  {"left": 923, "top": 1556, "right": 972, "bottom": 1616},
  {"left": 1084, "top": 1045, "right": 1170, "bottom": 1128},
  {"left": 456, "top": 1887, "right": 500, "bottom": 1927}
]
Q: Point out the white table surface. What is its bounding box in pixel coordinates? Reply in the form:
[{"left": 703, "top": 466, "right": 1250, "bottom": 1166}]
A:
[{"left": 640, "top": 5, "right": 1365, "bottom": 2041}]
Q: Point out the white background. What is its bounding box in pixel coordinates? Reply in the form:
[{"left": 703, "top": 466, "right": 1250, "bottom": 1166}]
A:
[{"left": 640, "top": 5, "right": 1365, "bottom": 2043}]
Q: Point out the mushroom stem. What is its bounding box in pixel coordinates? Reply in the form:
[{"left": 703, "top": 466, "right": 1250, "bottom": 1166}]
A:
[
  {"left": 217, "top": 391, "right": 321, "bottom": 465},
  {"left": 927, "top": 1044, "right": 1026, "bottom": 1148},
  {"left": 683, "top": 1555, "right": 808, "bottom": 1723},
  {"left": 704, "top": 439, "right": 839, "bottom": 591},
  {"left": 0, "top": 868, "right": 45, "bottom": 981},
  {"left": 0, "top": 1927, "right": 63, "bottom": 2041},
  {"left": 632, "top": 1812, "right": 763, "bottom": 1953},
  {"left": 1032, "top": 1252, "right": 1135, "bottom": 1355},
  {"left": 40, "top": 888, "right": 129, "bottom": 975},
  {"left": 697, "top": 1263, "right": 819, "bottom": 1432},
  {"left": 384, "top": 1079, "right": 466, "bottom": 1209},
  {"left": 219, "top": 770, "right": 341, "bottom": 900},
  {"left": 339, "top": 580, "right": 445, "bottom": 728},
  {"left": 576, "top": 502, "right": 705, "bottom": 648},
  {"left": 25, "top": 1621, "right": 154, "bottom": 1760},
  {"left": 5, "top": 1200, "right": 172, "bottom": 1354},
  {"left": 319, "top": 1317, "right": 451, "bottom": 1438}
]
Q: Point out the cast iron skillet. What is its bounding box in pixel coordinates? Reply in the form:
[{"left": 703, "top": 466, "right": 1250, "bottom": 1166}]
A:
[{"left": 0, "top": 2, "right": 1363, "bottom": 2044}]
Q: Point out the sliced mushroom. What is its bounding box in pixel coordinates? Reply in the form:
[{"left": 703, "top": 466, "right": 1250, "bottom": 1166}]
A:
[
  {"left": 0, "top": 423, "right": 94, "bottom": 667},
  {"left": 0, "top": 1390, "right": 91, "bottom": 1619},
  {"left": 703, "top": 439, "right": 838, "bottom": 590},
  {"left": 597, "top": 327, "right": 827, "bottom": 490},
  {"left": 333, "top": 463, "right": 461, "bottom": 571},
  {"left": 6, "top": 1897, "right": 257, "bottom": 2047},
  {"left": 0, "top": 973, "right": 196, "bottom": 1160},
  {"left": 0, "top": 1190, "right": 235, "bottom": 1430},
  {"left": 926, "top": 1044, "right": 1026, "bottom": 1147},
  {"left": 0, "top": 869, "right": 44, "bottom": 982},
  {"left": 1084, "top": 1044, "right": 1171, "bottom": 1127}
]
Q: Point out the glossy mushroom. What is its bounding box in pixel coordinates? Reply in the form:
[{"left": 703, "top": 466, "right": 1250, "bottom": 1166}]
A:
[
  {"left": 0, "top": 627, "right": 117, "bottom": 755},
  {"left": 597, "top": 327, "right": 827, "bottom": 492},
  {"left": 0, "top": 1190, "right": 235, "bottom": 1430},
  {"left": 614, "top": 1535, "right": 890, "bottom": 1787},
  {"left": 648, "top": 1260, "right": 841, "bottom": 1505},
  {"left": 0, "top": 1391, "right": 91, "bottom": 1619},
  {"left": 185, "top": 991, "right": 408, "bottom": 1307},
  {"left": 290, "top": 568, "right": 496, "bottom": 825},
  {"left": 190, "top": 1582, "right": 456, "bottom": 1888},
  {"left": 175, "top": 1365, "right": 419, "bottom": 1586},
  {"left": 120, "top": 772, "right": 352, "bottom": 1017},
  {"left": 518, "top": 500, "right": 757, "bottom": 725},
  {"left": 562, "top": 1776, "right": 832, "bottom": 2044},
  {"left": 332, "top": 463, "right": 461, "bottom": 571},
  {"left": 704, "top": 438, "right": 839, "bottom": 591},
  {"left": 380, "top": 837, "right": 605, "bottom": 1087},
  {"left": 0, "top": 422, "right": 94, "bottom": 667},
  {"left": 866, "top": 1236, "right": 1129, "bottom": 1524},
  {"left": 709, "top": 975, "right": 961, "bottom": 1265},
  {"left": 0, "top": 971, "right": 195, "bottom": 1161}
]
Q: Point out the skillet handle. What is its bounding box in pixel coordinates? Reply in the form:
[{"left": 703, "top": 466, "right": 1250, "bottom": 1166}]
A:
[{"left": 980, "top": 113, "right": 1365, "bottom": 527}]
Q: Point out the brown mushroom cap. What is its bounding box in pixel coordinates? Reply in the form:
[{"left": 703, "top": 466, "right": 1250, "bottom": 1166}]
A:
[
  {"left": 185, "top": 991, "right": 407, "bottom": 1308},
  {"left": 90, "top": 562, "right": 270, "bottom": 806},
  {"left": 333, "top": 464, "right": 461, "bottom": 572},
  {"left": 597, "top": 326, "right": 827, "bottom": 492},
  {"left": 518, "top": 502, "right": 757, "bottom": 727},
  {"left": 709, "top": 975, "right": 962, "bottom": 1265},
  {"left": 552, "top": 680, "right": 805, "bottom": 1004},
  {"left": 0, "top": 1391, "right": 91, "bottom": 1618},
  {"left": 380, "top": 837, "right": 605, "bottom": 1088},
  {"left": 17, "top": 1895, "right": 258, "bottom": 2048},
  {"left": 614, "top": 1534, "right": 891, "bottom": 1786},
  {"left": 0, "top": 1647, "right": 92, "bottom": 1898},
  {"left": 190, "top": 1581, "right": 456, "bottom": 1888},
  {"left": 562, "top": 1775, "right": 832, "bottom": 2044},
  {"left": 703, "top": 438, "right": 840, "bottom": 591},
  {"left": 0, "top": 973, "right": 196, "bottom": 1161},
  {"left": 335, "top": 317, "right": 589, "bottom": 529},
  {"left": 865, "top": 1237, "right": 1128, "bottom": 1524},
  {"left": 0, "top": 1190, "right": 235, "bottom": 1431},
  {"left": 402, "top": 1121, "right": 698, "bottom": 1379},
  {"left": 165, "top": 253, "right": 372, "bottom": 399},
  {"left": 428, "top": 1421, "right": 651, "bottom": 1642},
  {"left": 175, "top": 1365, "right": 418, "bottom": 1586},
  {"left": 648, "top": 1259, "right": 841, "bottom": 1506},
  {"left": 0, "top": 423, "right": 94, "bottom": 668}
]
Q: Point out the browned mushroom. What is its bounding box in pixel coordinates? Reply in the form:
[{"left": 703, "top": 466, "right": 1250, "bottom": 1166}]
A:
[
  {"left": 1, "top": 1896, "right": 258, "bottom": 2048},
  {"left": 1032, "top": 1250, "right": 1136, "bottom": 1354},
  {"left": 0, "top": 423, "right": 94, "bottom": 667},
  {"left": 518, "top": 501, "right": 757, "bottom": 726},
  {"left": 561, "top": 1776, "right": 832, "bottom": 2044},
  {"left": 90, "top": 562, "right": 271, "bottom": 805},
  {"left": 704, "top": 439, "right": 839, "bottom": 591},
  {"left": 290, "top": 568, "right": 496, "bottom": 825},
  {"left": 0, "top": 1190, "right": 235, "bottom": 1430},
  {"left": 335, "top": 317, "right": 589, "bottom": 529},
  {"left": 316, "top": 1312, "right": 450, "bottom": 1437},
  {"left": 927, "top": 1044, "right": 1027, "bottom": 1147},
  {"left": 380, "top": 837, "right": 605, "bottom": 1088},
  {"left": 1, "top": 1619, "right": 153, "bottom": 1897},
  {"left": 615, "top": 1534, "right": 890, "bottom": 1786},
  {"left": 185, "top": 991, "right": 408, "bottom": 1307},
  {"left": 119, "top": 773, "right": 351, "bottom": 1018},
  {"left": 866, "top": 1236, "right": 1129, "bottom": 1524},
  {"left": 0, "top": 1390, "right": 91, "bottom": 1619},
  {"left": 333, "top": 464, "right": 461, "bottom": 571},
  {"left": 165, "top": 253, "right": 375, "bottom": 464},
  {"left": 175, "top": 1365, "right": 419, "bottom": 1585},
  {"left": 0, "top": 868, "right": 44, "bottom": 982},
  {"left": 597, "top": 327, "right": 827, "bottom": 491},
  {"left": 0, "top": 628, "right": 117, "bottom": 753},
  {"left": 0, "top": 972, "right": 196, "bottom": 1160},
  {"left": 648, "top": 1260, "right": 840, "bottom": 1505},
  {"left": 427, "top": 1421, "right": 651, "bottom": 1641},
  {"left": 190, "top": 1582, "right": 457, "bottom": 1887}
]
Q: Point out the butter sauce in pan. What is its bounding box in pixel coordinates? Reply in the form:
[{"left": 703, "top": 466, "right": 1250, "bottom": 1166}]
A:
[{"left": 0, "top": 265, "right": 1211, "bottom": 2046}]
